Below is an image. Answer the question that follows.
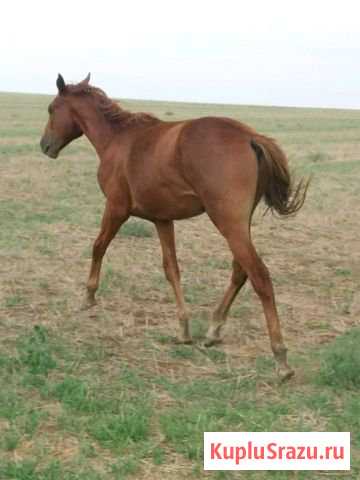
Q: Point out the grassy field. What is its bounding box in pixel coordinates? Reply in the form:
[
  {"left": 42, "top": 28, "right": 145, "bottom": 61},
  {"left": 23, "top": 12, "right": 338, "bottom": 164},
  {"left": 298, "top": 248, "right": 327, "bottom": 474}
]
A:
[{"left": 0, "top": 91, "right": 359, "bottom": 479}]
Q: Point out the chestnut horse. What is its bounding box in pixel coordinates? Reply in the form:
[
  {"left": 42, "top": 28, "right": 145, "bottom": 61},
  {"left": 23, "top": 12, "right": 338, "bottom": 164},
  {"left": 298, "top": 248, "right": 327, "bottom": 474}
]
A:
[{"left": 40, "top": 74, "right": 308, "bottom": 381}]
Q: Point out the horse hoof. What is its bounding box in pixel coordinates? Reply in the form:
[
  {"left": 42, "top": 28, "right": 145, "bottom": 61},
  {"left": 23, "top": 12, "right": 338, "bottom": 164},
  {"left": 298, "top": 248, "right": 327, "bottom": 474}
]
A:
[
  {"left": 80, "top": 299, "right": 97, "bottom": 311},
  {"left": 277, "top": 365, "right": 295, "bottom": 383},
  {"left": 203, "top": 337, "right": 222, "bottom": 348},
  {"left": 174, "top": 336, "right": 193, "bottom": 345}
]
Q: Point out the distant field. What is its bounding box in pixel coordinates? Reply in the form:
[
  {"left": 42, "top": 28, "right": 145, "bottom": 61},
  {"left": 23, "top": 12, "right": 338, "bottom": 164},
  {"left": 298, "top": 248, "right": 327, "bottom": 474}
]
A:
[{"left": 0, "top": 91, "right": 359, "bottom": 479}]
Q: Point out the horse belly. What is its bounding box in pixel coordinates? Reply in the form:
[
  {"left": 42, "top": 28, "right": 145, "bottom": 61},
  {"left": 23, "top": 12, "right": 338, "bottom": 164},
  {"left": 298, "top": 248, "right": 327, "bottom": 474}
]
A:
[{"left": 130, "top": 186, "right": 204, "bottom": 221}]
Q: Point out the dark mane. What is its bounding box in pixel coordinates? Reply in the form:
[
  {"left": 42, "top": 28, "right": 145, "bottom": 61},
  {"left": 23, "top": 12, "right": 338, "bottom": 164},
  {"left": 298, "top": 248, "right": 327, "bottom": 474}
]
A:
[{"left": 67, "top": 83, "right": 159, "bottom": 129}]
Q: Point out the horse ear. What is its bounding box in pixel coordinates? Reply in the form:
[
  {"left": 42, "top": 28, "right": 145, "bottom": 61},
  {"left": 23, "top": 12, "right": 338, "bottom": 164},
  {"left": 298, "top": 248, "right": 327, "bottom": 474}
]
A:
[
  {"left": 81, "top": 73, "right": 91, "bottom": 85},
  {"left": 56, "top": 74, "right": 66, "bottom": 94}
]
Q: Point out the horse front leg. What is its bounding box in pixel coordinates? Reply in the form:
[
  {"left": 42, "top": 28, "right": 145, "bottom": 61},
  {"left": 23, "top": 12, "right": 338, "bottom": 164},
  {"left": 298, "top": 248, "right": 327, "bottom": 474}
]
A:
[
  {"left": 155, "top": 220, "right": 191, "bottom": 343},
  {"left": 83, "top": 200, "right": 129, "bottom": 309}
]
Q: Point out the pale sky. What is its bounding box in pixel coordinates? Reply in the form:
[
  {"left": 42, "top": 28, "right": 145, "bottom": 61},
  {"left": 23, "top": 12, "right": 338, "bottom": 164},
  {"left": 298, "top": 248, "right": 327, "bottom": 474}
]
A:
[{"left": 1, "top": 0, "right": 360, "bottom": 108}]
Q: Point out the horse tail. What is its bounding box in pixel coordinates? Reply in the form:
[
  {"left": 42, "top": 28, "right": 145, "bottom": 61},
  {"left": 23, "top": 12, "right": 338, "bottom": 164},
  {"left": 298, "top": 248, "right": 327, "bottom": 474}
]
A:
[{"left": 250, "top": 136, "right": 310, "bottom": 216}]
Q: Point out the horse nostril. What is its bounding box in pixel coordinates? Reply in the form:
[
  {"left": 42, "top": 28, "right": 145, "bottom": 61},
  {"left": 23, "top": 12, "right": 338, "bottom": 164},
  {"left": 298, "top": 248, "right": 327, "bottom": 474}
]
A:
[{"left": 40, "top": 139, "right": 50, "bottom": 154}]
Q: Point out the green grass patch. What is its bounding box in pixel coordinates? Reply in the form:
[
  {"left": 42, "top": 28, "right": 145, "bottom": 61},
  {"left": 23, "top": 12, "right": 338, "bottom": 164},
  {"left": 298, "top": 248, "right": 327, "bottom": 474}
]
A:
[
  {"left": 0, "top": 460, "right": 103, "bottom": 480},
  {"left": 184, "top": 281, "right": 210, "bottom": 305},
  {"left": 207, "top": 258, "right": 231, "bottom": 270},
  {"left": 169, "top": 344, "right": 196, "bottom": 359},
  {"left": 317, "top": 328, "right": 360, "bottom": 388},
  {"left": 2, "top": 429, "right": 21, "bottom": 452},
  {"left": 121, "top": 219, "right": 153, "bottom": 238},
  {"left": 330, "top": 394, "right": 360, "bottom": 447},
  {"left": 191, "top": 313, "right": 208, "bottom": 340},
  {"left": 88, "top": 405, "right": 150, "bottom": 449},
  {"left": 0, "top": 325, "right": 153, "bottom": 469},
  {"left": 17, "top": 325, "right": 57, "bottom": 376},
  {"left": 159, "top": 384, "right": 288, "bottom": 461},
  {"left": 334, "top": 267, "right": 352, "bottom": 277},
  {"left": 1, "top": 321, "right": 360, "bottom": 478},
  {"left": 4, "top": 294, "right": 27, "bottom": 308},
  {"left": 98, "top": 265, "right": 124, "bottom": 296},
  {"left": 110, "top": 457, "right": 139, "bottom": 477},
  {"left": 0, "top": 143, "right": 40, "bottom": 156}
]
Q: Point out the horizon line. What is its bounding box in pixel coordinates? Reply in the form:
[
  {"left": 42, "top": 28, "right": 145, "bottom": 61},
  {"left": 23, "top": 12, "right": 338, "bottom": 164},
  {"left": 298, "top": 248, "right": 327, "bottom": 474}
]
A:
[{"left": 1, "top": 89, "right": 359, "bottom": 113}]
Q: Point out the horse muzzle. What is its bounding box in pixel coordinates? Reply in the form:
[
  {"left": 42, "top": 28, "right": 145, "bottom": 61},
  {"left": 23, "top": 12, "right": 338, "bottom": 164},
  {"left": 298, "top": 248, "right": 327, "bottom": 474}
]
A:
[{"left": 40, "top": 137, "right": 60, "bottom": 158}]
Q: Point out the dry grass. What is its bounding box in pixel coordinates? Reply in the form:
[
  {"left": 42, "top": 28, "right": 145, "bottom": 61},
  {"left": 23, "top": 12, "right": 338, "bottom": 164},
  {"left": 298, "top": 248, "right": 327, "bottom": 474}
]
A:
[{"left": 0, "top": 92, "right": 359, "bottom": 479}]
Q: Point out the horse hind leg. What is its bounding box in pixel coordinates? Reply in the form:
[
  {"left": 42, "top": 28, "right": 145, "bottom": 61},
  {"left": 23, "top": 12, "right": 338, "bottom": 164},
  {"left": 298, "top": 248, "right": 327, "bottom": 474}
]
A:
[
  {"left": 204, "top": 260, "right": 247, "bottom": 346},
  {"left": 207, "top": 202, "right": 294, "bottom": 381},
  {"left": 226, "top": 229, "right": 294, "bottom": 381}
]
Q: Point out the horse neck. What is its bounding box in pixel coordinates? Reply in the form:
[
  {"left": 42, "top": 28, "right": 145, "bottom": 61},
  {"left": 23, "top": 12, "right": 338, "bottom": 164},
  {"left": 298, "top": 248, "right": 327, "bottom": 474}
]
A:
[{"left": 71, "top": 99, "right": 116, "bottom": 155}]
